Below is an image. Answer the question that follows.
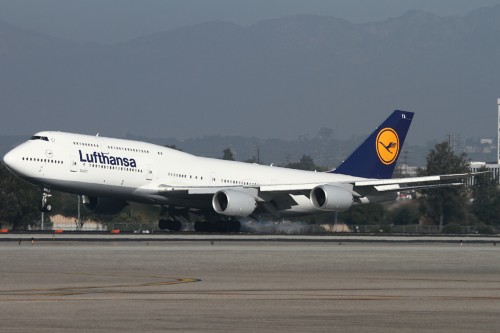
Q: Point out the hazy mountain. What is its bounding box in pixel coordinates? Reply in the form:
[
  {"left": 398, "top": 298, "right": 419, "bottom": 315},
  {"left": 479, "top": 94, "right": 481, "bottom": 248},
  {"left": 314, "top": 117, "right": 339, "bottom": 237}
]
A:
[{"left": 1, "top": 6, "right": 500, "bottom": 146}]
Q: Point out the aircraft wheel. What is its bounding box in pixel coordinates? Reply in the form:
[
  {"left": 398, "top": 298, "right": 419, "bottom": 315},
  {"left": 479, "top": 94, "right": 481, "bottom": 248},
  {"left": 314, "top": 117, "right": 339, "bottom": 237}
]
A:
[
  {"left": 194, "top": 220, "right": 240, "bottom": 233},
  {"left": 158, "top": 219, "right": 168, "bottom": 230},
  {"left": 229, "top": 219, "right": 241, "bottom": 233},
  {"left": 40, "top": 203, "right": 52, "bottom": 213},
  {"left": 159, "top": 219, "right": 182, "bottom": 231},
  {"left": 194, "top": 221, "right": 209, "bottom": 232},
  {"left": 167, "top": 219, "right": 182, "bottom": 232}
]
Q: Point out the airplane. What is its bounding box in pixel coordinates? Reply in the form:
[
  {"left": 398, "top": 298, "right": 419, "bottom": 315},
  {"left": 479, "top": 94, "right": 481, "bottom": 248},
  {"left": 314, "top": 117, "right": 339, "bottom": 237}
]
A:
[{"left": 2, "top": 110, "right": 467, "bottom": 232}]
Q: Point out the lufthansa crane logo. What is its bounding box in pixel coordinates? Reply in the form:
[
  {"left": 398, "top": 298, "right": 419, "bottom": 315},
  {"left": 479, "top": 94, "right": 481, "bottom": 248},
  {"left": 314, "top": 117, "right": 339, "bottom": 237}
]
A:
[{"left": 376, "top": 128, "right": 400, "bottom": 165}]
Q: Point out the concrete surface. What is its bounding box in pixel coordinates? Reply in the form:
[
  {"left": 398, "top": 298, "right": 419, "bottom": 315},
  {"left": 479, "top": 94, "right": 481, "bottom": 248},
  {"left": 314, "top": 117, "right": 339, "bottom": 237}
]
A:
[
  {"left": 1, "top": 232, "right": 499, "bottom": 243},
  {"left": 0, "top": 241, "right": 499, "bottom": 332}
]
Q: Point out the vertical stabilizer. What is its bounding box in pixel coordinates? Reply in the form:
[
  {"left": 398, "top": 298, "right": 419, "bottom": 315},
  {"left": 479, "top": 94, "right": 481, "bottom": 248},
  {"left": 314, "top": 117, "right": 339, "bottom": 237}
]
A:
[{"left": 331, "top": 110, "right": 414, "bottom": 179}]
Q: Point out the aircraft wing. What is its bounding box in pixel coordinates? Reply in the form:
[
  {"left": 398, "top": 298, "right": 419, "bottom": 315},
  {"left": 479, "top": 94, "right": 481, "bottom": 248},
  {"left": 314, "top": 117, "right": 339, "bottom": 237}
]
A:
[
  {"left": 148, "top": 172, "right": 473, "bottom": 197},
  {"left": 352, "top": 172, "right": 473, "bottom": 193},
  {"left": 257, "top": 172, "right": 473, "bottom": 194}
]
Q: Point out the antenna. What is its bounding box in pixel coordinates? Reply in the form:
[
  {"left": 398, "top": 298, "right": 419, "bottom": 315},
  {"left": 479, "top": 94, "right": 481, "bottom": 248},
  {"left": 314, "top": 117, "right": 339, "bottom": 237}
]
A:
[{"left": 497, "top": 98, "right": 500, "bottom": 164}]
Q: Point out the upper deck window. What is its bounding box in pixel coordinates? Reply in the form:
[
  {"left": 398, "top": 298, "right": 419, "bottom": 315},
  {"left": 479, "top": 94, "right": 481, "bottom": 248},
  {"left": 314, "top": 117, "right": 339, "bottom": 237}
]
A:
[{"left": 30, "top": 136, "right": 49, "bottom": 141}]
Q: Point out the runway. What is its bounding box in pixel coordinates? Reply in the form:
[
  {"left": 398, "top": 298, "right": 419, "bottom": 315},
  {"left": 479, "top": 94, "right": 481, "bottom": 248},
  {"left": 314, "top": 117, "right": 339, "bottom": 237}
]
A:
[
  {"left": 1, "top": 241, "right": 499, "bottom": 332},
  {"left": 1, "top": 232, "right": 499, "bottom": 243}
]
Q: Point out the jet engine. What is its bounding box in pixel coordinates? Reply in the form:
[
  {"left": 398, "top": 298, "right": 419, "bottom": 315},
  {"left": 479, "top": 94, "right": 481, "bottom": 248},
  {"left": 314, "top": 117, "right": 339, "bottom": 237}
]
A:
[
  {"left": 82, "top": 195, "right": 128, "bottom": 214},
  {"left": 212, "top": 189, "right": 257, "bottom": 217},
  {"left": 310, "top": 184, "right": 353, "bottom": 212}
]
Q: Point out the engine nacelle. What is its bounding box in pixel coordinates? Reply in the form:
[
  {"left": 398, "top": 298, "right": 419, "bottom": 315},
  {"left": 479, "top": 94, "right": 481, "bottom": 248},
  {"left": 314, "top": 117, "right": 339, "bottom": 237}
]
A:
[
  {"left": 310, "top": 184, "right": 353, "bottom": 212},
  {"left": 82, "top": 196, "right": 128, "bottom": 214},
  {"left": 212, "top": 189, "right": 257, "bottom": 217}
]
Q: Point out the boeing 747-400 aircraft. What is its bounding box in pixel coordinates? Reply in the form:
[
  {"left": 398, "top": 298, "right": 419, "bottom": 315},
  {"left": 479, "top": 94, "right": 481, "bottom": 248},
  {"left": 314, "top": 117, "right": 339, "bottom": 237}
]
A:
[{"left": 3, "top": 110, "right": 466, "bottom": 232}]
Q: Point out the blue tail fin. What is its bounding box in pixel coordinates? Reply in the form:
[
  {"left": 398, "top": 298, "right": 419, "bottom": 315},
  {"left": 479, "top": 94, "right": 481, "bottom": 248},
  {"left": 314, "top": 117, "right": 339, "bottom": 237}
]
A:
[{"left": 331, "top": 110, "right": 414, "bottom": 179}]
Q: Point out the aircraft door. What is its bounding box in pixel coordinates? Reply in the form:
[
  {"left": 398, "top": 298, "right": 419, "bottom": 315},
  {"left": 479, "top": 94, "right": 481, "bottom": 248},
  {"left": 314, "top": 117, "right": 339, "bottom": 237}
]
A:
[
  {"left": 146, "top": 164, "right": 153, "bottom": 180},
  {"left": 70, "top": 156, "right": 78, "bottom": 172}
]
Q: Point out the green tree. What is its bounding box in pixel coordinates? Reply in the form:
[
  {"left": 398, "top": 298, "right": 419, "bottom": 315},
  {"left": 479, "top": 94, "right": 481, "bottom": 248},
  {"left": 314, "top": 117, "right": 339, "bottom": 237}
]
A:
[
  {"left": 471, "top": 166, "right": 500, "bottom": 225},
  {"left": 165, "top": 144, "right": 182, "bottom": 151},
  {"left": 222, "top": 148, "right": 235, "bottom": 161},
  {"left": 386, "top": 202, "right": 420, "bottom": 225},
  {"left": 50, "top": 192, "right": 82, "bottom": 217},
  {"left": 419, "top": 142, "right": 469, "bottom": 231},
  {"left": 0, "top": 163, "right": 41, "bottom": 230},
  {"left": 339, "top": 203, "right": 386, "bottom": 226},
  {"left": 286, "top": 155, "right": 319, "bottom": 171},
  {"left": 245, "top": 156, "right": 257, "bottom": 163}
]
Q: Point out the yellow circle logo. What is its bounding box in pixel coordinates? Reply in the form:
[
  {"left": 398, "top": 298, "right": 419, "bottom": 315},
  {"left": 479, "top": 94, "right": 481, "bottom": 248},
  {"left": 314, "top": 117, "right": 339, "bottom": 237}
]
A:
[{"left": 376, "top": 128, "right": 400, "bottom": 165}]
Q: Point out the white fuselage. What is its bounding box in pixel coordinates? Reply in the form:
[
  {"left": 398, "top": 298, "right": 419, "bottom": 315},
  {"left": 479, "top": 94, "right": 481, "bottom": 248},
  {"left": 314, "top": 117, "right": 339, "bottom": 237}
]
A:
[{"left": 3, "top": 131, "right": 365, "bottom": 216}]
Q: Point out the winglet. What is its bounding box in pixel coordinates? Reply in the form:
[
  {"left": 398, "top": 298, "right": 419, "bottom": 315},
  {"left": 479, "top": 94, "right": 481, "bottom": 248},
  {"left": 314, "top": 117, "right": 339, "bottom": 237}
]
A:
[{"left": 331, "top": 110, "right": 414, "bottom": 179}]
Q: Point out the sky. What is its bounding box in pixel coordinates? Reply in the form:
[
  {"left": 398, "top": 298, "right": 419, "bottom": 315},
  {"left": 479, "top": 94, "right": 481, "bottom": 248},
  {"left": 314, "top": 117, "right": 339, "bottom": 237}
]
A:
[
  {"left": 0, "top": 0, "right": 500, "bottom": 43},
  {"left": 1, "top": 0, "right": 500, "bottom": 147}
]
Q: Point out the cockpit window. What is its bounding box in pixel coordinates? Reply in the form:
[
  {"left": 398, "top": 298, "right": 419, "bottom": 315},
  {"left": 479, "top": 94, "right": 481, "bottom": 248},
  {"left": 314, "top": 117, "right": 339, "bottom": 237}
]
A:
[{"left": 30, "top": 136, "right": 49, "bottom": 141}]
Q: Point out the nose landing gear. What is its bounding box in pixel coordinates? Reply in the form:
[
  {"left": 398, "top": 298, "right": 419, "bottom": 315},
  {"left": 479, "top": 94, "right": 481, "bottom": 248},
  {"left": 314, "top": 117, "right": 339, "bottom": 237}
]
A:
[
  {"left": 38, "top": 188, "right": 52, "bottom": 231},
  {"left": 40, "top": 188, "right": 52, "bottom": 213}
]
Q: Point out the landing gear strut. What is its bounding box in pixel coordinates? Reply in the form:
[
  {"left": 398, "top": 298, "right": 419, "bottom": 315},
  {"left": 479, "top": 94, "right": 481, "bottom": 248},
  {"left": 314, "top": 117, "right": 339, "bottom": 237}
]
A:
[
  {"left": 40, "top": 188, "right": 52, "bottom": 213},
  {"left": 39, "top": 188, "right": 52, "bottom": 231}
]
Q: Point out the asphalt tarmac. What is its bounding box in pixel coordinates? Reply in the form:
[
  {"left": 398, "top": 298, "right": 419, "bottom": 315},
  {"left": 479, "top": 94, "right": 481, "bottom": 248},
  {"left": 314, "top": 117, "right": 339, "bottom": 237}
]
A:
[{"left": 1, "top": 240, "right": 499, "bottom": 332}]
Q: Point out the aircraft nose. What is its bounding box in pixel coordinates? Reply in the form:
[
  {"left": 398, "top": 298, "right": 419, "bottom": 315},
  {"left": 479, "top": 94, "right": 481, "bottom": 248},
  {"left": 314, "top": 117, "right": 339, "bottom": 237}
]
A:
[{"left": 3, "top": 149, "right": 17, "bottom": 171}]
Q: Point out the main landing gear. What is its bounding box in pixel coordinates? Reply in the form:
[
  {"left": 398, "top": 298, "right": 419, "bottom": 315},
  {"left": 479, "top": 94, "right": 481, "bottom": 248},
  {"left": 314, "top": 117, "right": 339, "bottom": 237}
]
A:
[
  {"left": 158, "top": 218, "right": 182, "bottom": 232},
  {"left": 157, "top": 206, "right": 185, "bottom": 232},
  {"left": 157, "top": 206, "right": 241, "bottom": 233},
  {"left": 158, "top": 217, "right": 241, "bottom": 233},
  {"left": 40, "top": 188, "right": 52, "bottom": 213},
  {"left": 194, "top": 219, "right": 241, "bottom": 233}
]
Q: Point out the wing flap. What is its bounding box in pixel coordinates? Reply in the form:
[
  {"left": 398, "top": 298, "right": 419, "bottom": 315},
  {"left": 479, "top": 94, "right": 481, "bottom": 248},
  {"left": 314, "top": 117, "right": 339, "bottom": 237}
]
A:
[
  {"left": 374, "top": 182, "right": 464, "bottom": 192},
  {"left": 354, "top": 172, "right": 477, "bottom": 187}
]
